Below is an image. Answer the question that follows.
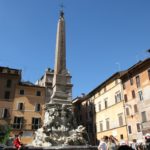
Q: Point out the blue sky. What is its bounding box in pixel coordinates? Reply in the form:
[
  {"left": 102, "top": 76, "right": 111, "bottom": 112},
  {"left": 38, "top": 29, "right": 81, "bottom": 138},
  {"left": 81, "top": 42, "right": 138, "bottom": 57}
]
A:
[{"left": 0, "top": 0, "right": 150, "bottom": 98}]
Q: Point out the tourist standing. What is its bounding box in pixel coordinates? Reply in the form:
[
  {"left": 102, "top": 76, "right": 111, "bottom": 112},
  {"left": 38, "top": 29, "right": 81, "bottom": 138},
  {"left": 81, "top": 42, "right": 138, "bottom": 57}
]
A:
[
  {"left": 119, "top": 137, "right": 126, "bottom": 146},
  {"left": 131, "top": 139, "right": 138, "bottom": 150},
  {"left": 98, "top": 136, "right": 108, "bottom": 150},
  {"left": 145, "top": 134, "right": 150, "bottom": 150},
  {"left": 107, "top": 136, "right": 117, "bottom": 150}
]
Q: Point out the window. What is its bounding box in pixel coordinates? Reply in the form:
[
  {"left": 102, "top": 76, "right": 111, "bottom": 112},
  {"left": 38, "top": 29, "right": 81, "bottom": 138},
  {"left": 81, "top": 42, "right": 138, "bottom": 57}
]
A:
[
  {"left": 89, "top": 110, "right": 93, "bottom": 118},
  {"left": 6, "top": 79, "right": 12, "bottom": 88},
  {"left": 98, "top": 102, "right": 101, "bottom": 112},
  {"left": 32, "top": 118, "right": 41, "bottom": 130},
  {"left": 128, "top": 125, "right": 132, "bottom": 134},
  {"left": 132, "top": 90, "right": 136, "bottom": 99},
  {"left": 96, "top": 123, "right": 99, "bottom": 132},
  {"left": 137, "top": 123, "right": 141, "bottom": 132},
  {"left": 148, "top": 69, "right": 150, "bottom": 80},
  {"left": 120, "top": 134, "right": 124, "bottom": 140},
  {"left": 0, "top": 109, "right": 3, "bottom": 119},
  {"left": 124, "top": 94, "right": 128, "bottom": 102},
  {"left": 3, "top": 108, "right": 8, "bottom": 118},
  {"left": 123, "top": 83, "right": 126, "bottom": 89},
  {"left": 13, "top": 117, "right": 23, "bottom": 129},
  {"left": 36, "top": 91, "right": 41, "bottom": 96},
  {"left": 126, "top": 108, "right": 130, "bottom": 116},
  {"left": 115, "top": 91, "right": 122, "bottom": 103},
  {"left": 87, "top": 123, "right": 93, "bottom": 132},
  {"left": 141, "top": 111, "right": 147, "bottom": 122},
  {"left": 104, "top": 98, "right": 108, "bottom": 109},
  {"left": 134, "top": 104, "right": 138, "bottom": 113},
  {"left": 95, "top": 104, "right": 98, "bottom": 112},
  {"left": 86, "top": 102, "right": 88, "bottom": 107},
  {"left": 136, "top": 75, "right": 141, "bottom": 88},
  {"left": 35, "top": 104, "right": 40, "bottom": 112},
  {"left": 104, "top": 86, "right": 106, "bottom": 92},
  {"left": 17, "top": 103, "right": 24, "bottom": 111},
  {"left": 100, "top": 121, "right": 103, "bottom": 132},
  {"left": 118, "top": 113, "right": 123, "bottom": 126},
  {"left": 0, "top": 108, "right": 8, "bottom": 119},
  {"left": 115, "top": 79, "right": 118, "bottom": 85},
  {"left": 20, "top": 90, "right": 24, "bottom": 95},
  {"left": 106, "top": 118, "right": 110, "bottom": 130},
  {"left": 77, "top": 105, "right": 81, "bottom": 111},
  {"left": 138, "top": 91, "right": 143, "bottom": 101},
  {"left": 130, "top": 78, "right": 133, "bottom": 85},
  {"left": 4, "top": 91, "right": 10, "bottom": 99}
]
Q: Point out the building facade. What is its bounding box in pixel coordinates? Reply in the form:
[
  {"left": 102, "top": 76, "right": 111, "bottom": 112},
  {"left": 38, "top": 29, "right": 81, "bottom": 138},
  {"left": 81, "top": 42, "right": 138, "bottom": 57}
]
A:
[
  {"left": 35, "top": 68, "right": 54, "bottom": 103},
  {"left": 73, "top": 95, "right": 96, "bottom": 145},
  {"left": 11, "top": 82, "right": 45, "bottom": 144},
  {"left": 0, "top": 67, "right": 21, "bottom": 126},
  {"left": 0, "top": 66, "right": 45, "bottom": 144},
  {"left": 94, "top": 72, "right": 128, "bottom": 142},
  {"left": 74, "top": 58, "right": 150, "bottom": 145},
  {"left": 121, "top": 58, "right": 150, "bottom": 142},
  {"left": 73, "top": 72, "right": 129, "bottom": 145}
]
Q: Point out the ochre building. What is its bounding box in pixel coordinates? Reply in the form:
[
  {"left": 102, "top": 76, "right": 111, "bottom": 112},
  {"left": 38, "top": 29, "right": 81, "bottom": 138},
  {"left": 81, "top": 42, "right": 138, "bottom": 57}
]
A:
[{"left": 0, "top": 67, "right": 45, "bottom": 144}]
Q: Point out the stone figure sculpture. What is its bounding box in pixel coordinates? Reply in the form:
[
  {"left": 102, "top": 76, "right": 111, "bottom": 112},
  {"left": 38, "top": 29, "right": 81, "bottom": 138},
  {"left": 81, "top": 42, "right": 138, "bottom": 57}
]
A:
[{"left": 32, "top": 104, "right": 87, "bottom": 147}]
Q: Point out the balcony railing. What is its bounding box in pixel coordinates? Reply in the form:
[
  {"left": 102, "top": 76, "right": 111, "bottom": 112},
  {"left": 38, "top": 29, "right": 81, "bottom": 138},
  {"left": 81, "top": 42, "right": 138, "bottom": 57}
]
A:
[
  {"left": 11, "top": 123, "right": 42, "bottom": 130},
  {"left": 13, "top": 123, "right": 23, "bottom": 129}
]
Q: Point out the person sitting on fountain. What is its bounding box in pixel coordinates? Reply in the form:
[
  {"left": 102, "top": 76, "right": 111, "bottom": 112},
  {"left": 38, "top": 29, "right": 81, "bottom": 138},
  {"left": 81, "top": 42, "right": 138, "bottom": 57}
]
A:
[{"left": 13, "top": 131, "right": 23, "bottom": 150}]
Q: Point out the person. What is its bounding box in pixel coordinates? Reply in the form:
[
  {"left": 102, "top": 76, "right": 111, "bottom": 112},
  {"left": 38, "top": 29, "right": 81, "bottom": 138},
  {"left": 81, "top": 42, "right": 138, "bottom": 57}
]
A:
[
  {"left": 98, "top": 136, "right": 108, "bottom": 150},
  {"left": 119, "top": 137, "right": 126, "bottom": 146},
  {"left": 145, "top": 134, "right": 150, "bottom": 150},
  {"left": 13, "top": 131, "right": 23, "bottom": 150},
  {"left": 131, "top": 139, "right": 138, "bottom": 150},
  {"left": 107, "top": 136, "right": 117, "bottom": 150}
]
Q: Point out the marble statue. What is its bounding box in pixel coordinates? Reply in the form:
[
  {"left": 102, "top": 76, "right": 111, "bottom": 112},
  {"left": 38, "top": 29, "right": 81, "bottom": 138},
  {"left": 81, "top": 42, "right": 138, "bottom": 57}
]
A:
[{"left": 32, "top": 104, "right": 87, "bottom": 147}]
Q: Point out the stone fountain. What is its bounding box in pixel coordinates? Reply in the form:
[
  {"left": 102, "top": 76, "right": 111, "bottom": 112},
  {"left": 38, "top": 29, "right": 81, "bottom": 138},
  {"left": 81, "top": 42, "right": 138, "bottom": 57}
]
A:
[
  {"left": 32, "top": 103, "right": 88, "bottom": 147},
  {"left": 28, "top": 11, "right": 96, "bottom": 150}
]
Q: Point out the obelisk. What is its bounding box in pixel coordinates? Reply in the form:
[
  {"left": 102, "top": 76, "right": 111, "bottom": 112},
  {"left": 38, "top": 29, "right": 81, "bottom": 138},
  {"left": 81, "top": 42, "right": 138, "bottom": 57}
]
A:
[
  {"left": 32, "top": 10, "right": 90, "bottom": 148},
  {"left": 51, "top": 10, "right": 72, "bottom": 104}
]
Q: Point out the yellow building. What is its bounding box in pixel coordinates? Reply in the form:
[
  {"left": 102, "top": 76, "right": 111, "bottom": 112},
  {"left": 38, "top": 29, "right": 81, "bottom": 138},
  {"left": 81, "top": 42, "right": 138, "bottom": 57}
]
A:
[
  {"left": 73, "top": 58, "right": 150, "bottom": 145},
  {"left": 94, "top": 72, "right": 128, "bottom": 142},
  {"left": 73, "top": 72, "right": 129, "bottom": 145}
]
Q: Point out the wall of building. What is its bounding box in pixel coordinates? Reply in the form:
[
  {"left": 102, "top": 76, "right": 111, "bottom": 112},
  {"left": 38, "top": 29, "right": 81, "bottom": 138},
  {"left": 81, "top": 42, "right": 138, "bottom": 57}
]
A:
[
  {"left": 0, "top": 67, "right": 21, "bottom": 126},
  {"left": 11, "top": 85, "right": 45, "bottom": 144},
  {"left": 122, "top": 59, "right": 150, "bottom": 142},
  {"left": 94, "top": 79, "right": 128, "bottom": 142}
]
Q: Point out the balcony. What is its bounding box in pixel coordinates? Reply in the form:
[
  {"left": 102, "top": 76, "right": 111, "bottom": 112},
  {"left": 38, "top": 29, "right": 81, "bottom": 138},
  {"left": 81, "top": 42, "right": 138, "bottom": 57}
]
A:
[{"left": 13, "top": 123, "right": 23, "bottom": 130}]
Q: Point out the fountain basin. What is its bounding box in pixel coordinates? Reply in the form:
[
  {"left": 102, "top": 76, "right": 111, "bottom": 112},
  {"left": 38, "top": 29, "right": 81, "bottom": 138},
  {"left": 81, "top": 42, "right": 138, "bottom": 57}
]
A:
[{"left": 4, "top": 145, "right": 97, "bottom": 150}]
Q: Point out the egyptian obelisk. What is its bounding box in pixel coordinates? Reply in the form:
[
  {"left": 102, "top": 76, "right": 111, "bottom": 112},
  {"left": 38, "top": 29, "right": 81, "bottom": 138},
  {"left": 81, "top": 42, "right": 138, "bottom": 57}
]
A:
[
  {"left": 51, "top": 10, "right": 72, "bottom": 104},
  {"left": 32, "top": 10, "right": 90, "bottom": 148}
]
